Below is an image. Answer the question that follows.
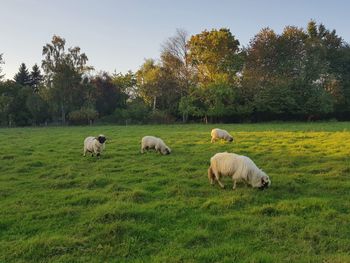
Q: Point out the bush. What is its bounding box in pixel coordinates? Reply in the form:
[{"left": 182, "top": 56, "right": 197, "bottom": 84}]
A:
[
  {"left": 68, "top": 107, "right": 98, "bottom": 125},
  {"left": 98, "top": 99, "right": 151, "bottom": 124},
  {"left": 149, "top": 110, "right": 175, "bottom": 124},
  {"left": 124, "top": 99, "right": 150, "bottom": 123}
]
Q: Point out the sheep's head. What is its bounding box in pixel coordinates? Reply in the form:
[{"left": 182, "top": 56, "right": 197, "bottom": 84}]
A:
[
  {"left": 162, "top": 147, "right": 171, "bottom": 155},
  {"left": 258, "top": 173, "right": 271, "bottom": 190},
  {"left": 97, "top": 135, "right": 106, "bottom": 144}
]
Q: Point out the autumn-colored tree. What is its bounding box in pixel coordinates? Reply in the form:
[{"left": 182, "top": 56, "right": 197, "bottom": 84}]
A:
[
  {"left": 136, "top": 59, "right": 162, "bottom": 111},
  {"left": 188, "top": 28, "right": 240, "bottom": 82}
]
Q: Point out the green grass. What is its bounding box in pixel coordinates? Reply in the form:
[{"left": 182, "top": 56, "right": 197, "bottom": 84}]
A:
[{"left": 1, "top": 122, "right": 350, "bottom": 262}]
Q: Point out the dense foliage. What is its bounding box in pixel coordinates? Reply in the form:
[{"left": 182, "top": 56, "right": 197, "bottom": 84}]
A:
[{"left": 1, "top": 21, "right": 350, "bottom": 126}]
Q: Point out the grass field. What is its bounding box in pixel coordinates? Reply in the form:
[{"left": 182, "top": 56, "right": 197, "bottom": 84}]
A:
[{"left": 1, "top": 122, "right": 350, "bottom": 262}]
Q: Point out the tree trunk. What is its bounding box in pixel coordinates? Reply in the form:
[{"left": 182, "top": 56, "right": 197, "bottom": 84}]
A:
[
  {"left": 153, "top": 96, "right": 157, "bottom": 111},
  {"left": 61, "top": 102, "right": 66, "bottom": 125}
]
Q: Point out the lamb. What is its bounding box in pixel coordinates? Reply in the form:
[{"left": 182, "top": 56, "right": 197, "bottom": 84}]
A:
[
  {"left": 211, "top": 128, "right": 234, "bottom": 143},
  {"left": 208, "top": 152, "right": 271, "bottom": 190},
  {"left": 141, "top": 136, "right": 171, "bottom": 155},
  {"left": 83, "top": 135, "right": 106, "bottom": 157}
]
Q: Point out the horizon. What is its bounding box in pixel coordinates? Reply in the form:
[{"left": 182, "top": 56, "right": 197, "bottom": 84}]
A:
[{"left": 1, "top": 0, "right": 350, "bottom": 80}]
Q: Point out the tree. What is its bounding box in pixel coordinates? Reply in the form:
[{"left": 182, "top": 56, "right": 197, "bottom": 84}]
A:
[
  {"left": 244, "top": 28, "right": 279, "bottom": 87},
  {"left": 161, "top": 29, "right": 192, "bottom": 95},
  {"left": 14, "top": 63, "right": 31, "bottom": 86},
  {"left": 91, "top": 72, "right": 127, "bottom": 116},
  {"left": 136, "top": 58, "right": 181, "bottom": 117},
  {"left": 188, "top": 74, "right": 236, "bottom": 123},
  {"left": 242, "top": 21, "right": 344, "bottom": 120},
  {"left": 26, "top": 92, "right": 50, "bottom": 124},
  {"left": 178, "top": 96, "right": 196, "bottom": 123},
  {"left": 0, "top": 81, "right": 13, "bottom": 125},
  {"left": 29, "top": 64, "right": 43, "bottom": 92},
  {"left": 112, "top": 71, "right": 137, "bottom": 101},
  {"left": 329, "top": 46, "right": 350, "bottom": 116},
  {"left": 161, "top": 29, "right": 197, "bottom": 122},
  {"left": 136, "top": 59, "right": 162, "bottom": 111},
  {"left": 41, "top": 35, "right": 92, "bottom": 124},
  {"left": 183, "top": 28, "right": 242, "bottom": 122},
  {"left": 0, "top": 80, "right": 32, "bottom": 126},
  {"left": 253, "top": 81, "right": 298, "bottom": 120},
  {"left": 188, "top": 28, "right": 240, "bottom": 82},
  {"left": 0, "top": 53, "right": 4, "bottom": 81}
]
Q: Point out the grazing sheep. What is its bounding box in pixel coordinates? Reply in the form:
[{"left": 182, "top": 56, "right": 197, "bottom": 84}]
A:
[
  {"left": 83, "top": 134, "right": 106, "bottom": 157},
  {"left": 208, "top": 152, "right": 271, "bottom": 190},
  {"left": 141, "top": 136, "right": 171, "bottom": 155},
  {"left": 211, "top": 128, "right": 234, "bottom": 143}
]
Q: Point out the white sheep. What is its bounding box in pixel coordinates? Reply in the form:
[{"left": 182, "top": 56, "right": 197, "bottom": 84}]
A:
[
  {"left": 141, "top": 136, "right": 171, "bottom": 155},
  {"left": 211, "top": 128, "right": 234, "bottom": 143},
  {"left": 83, "top": 134, "right": 106, "bottom": 157},
  {"left": 208, "top": 152, "right": 271, "bottom": 190}
]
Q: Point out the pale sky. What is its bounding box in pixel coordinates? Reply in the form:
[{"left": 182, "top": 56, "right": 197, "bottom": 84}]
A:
[{"left": 1, "top": 0, "right": 349, "bottom": 79}]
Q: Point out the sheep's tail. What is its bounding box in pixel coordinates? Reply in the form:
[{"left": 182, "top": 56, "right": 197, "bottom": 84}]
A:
[{"left": 208, "top": 165, "right": 215, "bottom": 183}]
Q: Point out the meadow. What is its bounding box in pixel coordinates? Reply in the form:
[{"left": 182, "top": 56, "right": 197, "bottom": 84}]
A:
[{"left": 0, "top": 122, "right": 350, "bottom": 262}]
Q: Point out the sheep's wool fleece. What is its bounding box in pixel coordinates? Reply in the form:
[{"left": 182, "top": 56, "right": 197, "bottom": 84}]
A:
[
  {"left": 211, "top": 128, "right": 233, "bottom": 141},
  {"left": 84, "top": 136, "right": 105, "bottom": 153},
  {"left": 210, "top": 152, "right": 265, "bottom": 187}
]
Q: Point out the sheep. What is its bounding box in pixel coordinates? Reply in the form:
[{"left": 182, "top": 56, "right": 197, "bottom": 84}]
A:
[
  {"left": 141, "top": 136, "right": 171, "bottom": 155},
  {"left": 83, "top": 134, "right": 106, "bottom": 157},
  {"left": 208, "top": 152, "right": 271, "bottom": 190},
  {"left": 211, "top": 128, "right": 234, "bottom": 143}
]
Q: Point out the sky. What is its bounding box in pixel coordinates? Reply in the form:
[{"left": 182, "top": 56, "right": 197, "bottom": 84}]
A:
[{"left": 1, "top": 0, "right": 349, "bottom": 79}]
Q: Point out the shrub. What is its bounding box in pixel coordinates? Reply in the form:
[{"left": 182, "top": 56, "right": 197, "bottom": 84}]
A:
[
  {"left": 68, "top": 107, "right": 98, "bottom": 125},
  {"left": 149, "top": 110, "right": 175, "bottom": 124}
]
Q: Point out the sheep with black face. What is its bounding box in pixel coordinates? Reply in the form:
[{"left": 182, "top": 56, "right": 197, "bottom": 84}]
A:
[{"left": 83, "top": 134, "right": 106, "bottom": 157}]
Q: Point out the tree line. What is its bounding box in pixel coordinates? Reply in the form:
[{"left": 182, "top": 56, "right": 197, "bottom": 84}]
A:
[{"left": 0, "top": 20, "right": 350, "bottom": 126}]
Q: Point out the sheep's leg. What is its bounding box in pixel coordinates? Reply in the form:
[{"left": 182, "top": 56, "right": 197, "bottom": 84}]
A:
[
  {"left": 211, "top": 137, "right": 215, "bottom": 143},
  {"left": 83, "top": 147, "right": 86, "bottom": 157},
  {"left": 209, "top": 176, "right": 215, "bottom": 185},
  {"left": 141, "top": 147, "right": 144, "bottom": 154},
  {"left": 232, "top": 172, "right": 241, "bottom": 190},
  {"left": 217, "top": 179, "right": 225, "bottom": 189},
  {"left": 214, "top": 173, "right": 224, "bottom": 189},
  {"left": 155, "top": 146, "right": 161, "bottom": 154},
  {"left": 232, "top": 179, "right": 237, "bottom": 190}
]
